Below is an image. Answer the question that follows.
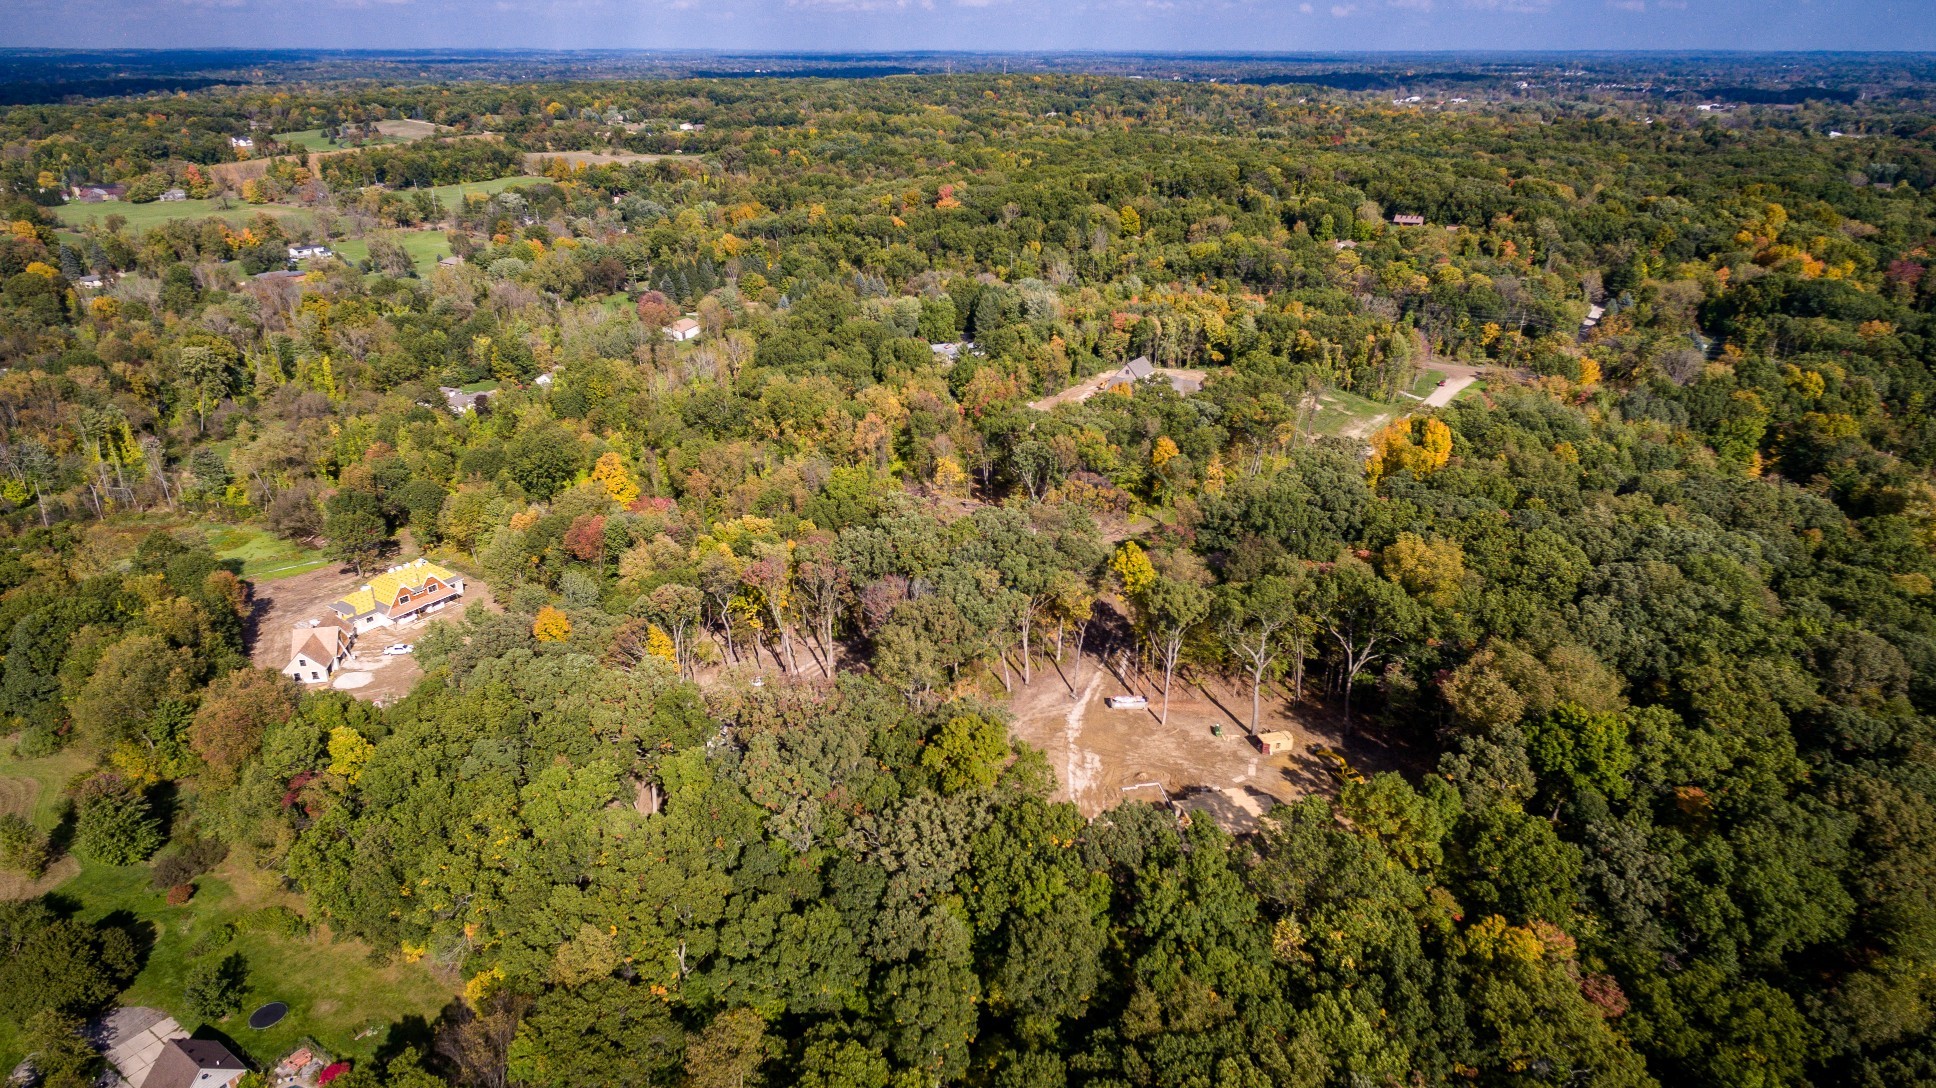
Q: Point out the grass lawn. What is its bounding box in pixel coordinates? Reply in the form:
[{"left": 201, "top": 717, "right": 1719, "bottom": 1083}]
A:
[
  {"left": 1400, "top": 367, "right": 1449, "bottom": 399},
  {"left": 0, "top": 746, "right": 453, "bottom": 1074},
  {"left": 334, "top": 231, "right": 451, "bottom": 278},
  {"left": 420, "top": 176, "right": 541, "bottom": 205},
  {"left": 55, "top": 198, "right": 315, "bottom": 233},
  {"left": 270, "top": 129, "right": 337, "bottom": 153},
  {"left": 458, "top": 379, "right": 499, "bottom": 394},
  {"left": 67, "top": 861, "right": 453, "bottom": 1071},
  {"left": 1307, "top": 387, "right": 1396, "bottom": 438},
  {"left": 201, "top": 524, "right": 331, "bottom": 581}
]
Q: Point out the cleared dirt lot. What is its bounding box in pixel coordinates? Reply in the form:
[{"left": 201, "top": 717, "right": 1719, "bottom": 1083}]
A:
[
  {"left": 247, "top": 563, "right": 495, "bottom": 706},
  {"left": 1007, "top": 648, "right": 1418, "bottom": 832}
]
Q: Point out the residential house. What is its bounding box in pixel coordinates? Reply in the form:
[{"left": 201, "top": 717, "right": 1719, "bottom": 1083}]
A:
[
  {"left": 283, "top": 623, "right": 350, "bottom": 684},
  {"left": 95, "top": 1007, "right": 188, "bottom": 1088},
  {"left": 329, "top": 558, "right": 465, "bottom": 633},
  {"left": 73, "top": 184, "right": 125, "bottom": 203},
  {"left": 664, "top": 317, "right": 702, "bottom": 342},
  {"left": 1391, "top": 214, "right": 1426, "bottom": 227},
  {"left": 143, "top": 1038, "right": 248, "bottom": 1088},
  {"left": 438, "top": 386, "right": 489, "bottom": 414},
  {"left": 75, "top": 274, "right": 107, "bottom": 290},
  {"left": 229, "top": 136, "right": 254, "bottom": 149},
  {"left": 158, "top": 188, "right": 188, "bottom": 202},
  {"left": 288, "top": 244, "right": 333, "bottom": 261},
  {"left": 1100, "top": 355, "right": 1156, "bottom": 392}
]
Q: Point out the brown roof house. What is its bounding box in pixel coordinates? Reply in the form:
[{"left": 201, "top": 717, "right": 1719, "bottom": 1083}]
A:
[
  {"left": 1391, "top": 214, "right": 1426, "bottom": 227},
  {"left": 664, "top": 317, "right": 702, "bottom": 342},
  {"left": 283, "top": 623, "right": 350, "bottom": 685},
  {"left": 143, "top": 1038, "right": 248, "bottom": 1088}
]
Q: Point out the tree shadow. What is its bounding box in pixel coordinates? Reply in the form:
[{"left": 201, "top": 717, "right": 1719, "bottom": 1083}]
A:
[{"left": 373, "top": 1012, "right": 436, "bottom": 1068}]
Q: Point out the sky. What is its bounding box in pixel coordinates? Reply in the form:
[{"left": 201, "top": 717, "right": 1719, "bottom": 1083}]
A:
[{"left": 2, "top": 0, "right": 1932, "bottom": 54}]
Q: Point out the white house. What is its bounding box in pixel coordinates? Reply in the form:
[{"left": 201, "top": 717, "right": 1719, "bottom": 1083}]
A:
[
  {"left": 229, "top": 136, "right": 254, "bottom": 149},
  {"left": 158, "top": 188, "right": 187, "bottom": 202},
  {"left": 664, "top": 317, "right": 702, "bottom": 342},
  {"left": 288, "top": 244, "right": 333, "bottom": 260},
  {"left": 283, "top": 624, "right": 350, "bottom": 684},
  {"left": 329, "top": 559, "right": 465, "bottom": 633}
]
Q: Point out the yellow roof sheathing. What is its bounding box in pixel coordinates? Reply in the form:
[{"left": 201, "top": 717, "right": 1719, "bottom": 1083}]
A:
[{"left": 337, "top": 559, "right": 459, "bottom": 617}]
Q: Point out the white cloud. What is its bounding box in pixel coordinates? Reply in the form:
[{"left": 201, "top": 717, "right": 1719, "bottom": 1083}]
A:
[
  {"left": 1462, "top": 0, "right": 1554, "bottom": 11},
  {"left": 1388, "top": 0, "right": 1434, "bottom": 10},
  {"left": 1298, "top": 1, "right": 1314, "bottom": 10},
  {"left": 1330, "top": 2, "right": 1357, "bottom": 14}
]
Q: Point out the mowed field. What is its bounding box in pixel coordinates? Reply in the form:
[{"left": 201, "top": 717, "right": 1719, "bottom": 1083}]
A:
[
  {"left": 0, "top": 745, "right": 454, "bottom": 1075},
  {"left": 330, "top": 230, "right": 453, "bottom": 276},
  {"left": 54, "top": 198, "right": 315, "bottom": 232}
]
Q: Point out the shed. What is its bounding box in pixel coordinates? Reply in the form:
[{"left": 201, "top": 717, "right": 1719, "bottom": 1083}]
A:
[
  {"left": 664, "top": 318, "right": 702, "bottom": 342},
  {"left": 1391, "top": 214, "right": 1426, "bottom": 227},
  {"left": 1255, "top": 731, "right": 1295, "bottom": 756}
]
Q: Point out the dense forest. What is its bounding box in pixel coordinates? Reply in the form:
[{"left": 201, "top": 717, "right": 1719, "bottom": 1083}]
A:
[{"left": 0, "top": 67, "right": 1933, "bottom": 1088}]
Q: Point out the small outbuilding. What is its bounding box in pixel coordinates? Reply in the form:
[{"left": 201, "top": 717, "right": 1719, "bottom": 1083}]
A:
[
  {"left": 1391, "top": 214, "right": 1426, "bottom": 227},
  {"left": 664, "top": 318, "right": 702, "bottom": 342},
  {"left": 1255, "top": 731, "right": 1295, "bottom": 756}
]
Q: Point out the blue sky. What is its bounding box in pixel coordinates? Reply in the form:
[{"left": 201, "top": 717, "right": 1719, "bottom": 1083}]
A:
[{"left": 4, "top": 0, "right": 1931, "bottom": 53}]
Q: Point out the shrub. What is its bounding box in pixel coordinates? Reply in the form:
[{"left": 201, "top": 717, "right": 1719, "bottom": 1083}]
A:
[
  {"left": 238, "top": 906, "right": 308, "bottom": 939},
  {"left": 183, "top": 952, "right": 248, "bottom": 1022},
  {"left": 187, "top": 922, "right": 235, "bottom": 958},
  {"left": 0, "top": 814, "right": 47, "bottom": 878},
  {"left": 166, "top": 884, "right": 193, "bottom": 906},
  {"left": 151, "top": 837, "right": 229, "bottom": 890},
  {"left": 73, "top": 785, "right": 162, "bottom": 866}
]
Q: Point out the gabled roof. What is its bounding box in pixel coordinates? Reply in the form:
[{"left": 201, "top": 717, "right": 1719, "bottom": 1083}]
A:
[
  {"left": 1121, "top": 356, "right": 1155, "bottom": 379},
  {"left": 334, "top": 559, "right": 461, "bottom": 618},
  {"left": 289, "top": 625, "right": 344, "bottom": 665},
  {"left": 144, "top": 1038, "right": 246, "bottom": 1088}
]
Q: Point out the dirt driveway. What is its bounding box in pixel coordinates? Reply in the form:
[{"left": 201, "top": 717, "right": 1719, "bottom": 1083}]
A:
[
  {"left": 1006, "top": 649, "right": 1416, "bottom": 832},
  {"left": 248, "top": 563, "right": 495, "bottom": 706}
]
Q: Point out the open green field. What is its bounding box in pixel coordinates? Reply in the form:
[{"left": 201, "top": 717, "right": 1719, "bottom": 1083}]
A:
[
  {"left": 270, "top": 129, "right": 336, "bottom": 152},
  {"left": 332, "top": 230, "right": 452, "bottom": 278},
  {"left": 55, "top": 198, "right": 315, "bottom": 233},
  {"left": 1400, "top": 367, "right": 1450, "bottom": 399},
  {"left": 0, "top": 747, "right": 452, "bottom": 1073},
  {"left": 202, "top": 524, "right": 331, "bottom": 581},
  {"left": 1307, "top": 386, "right": 1397, "bottom": 439},
  {"left": 422, "top": 175, "right": 543, "bottom": 204}
]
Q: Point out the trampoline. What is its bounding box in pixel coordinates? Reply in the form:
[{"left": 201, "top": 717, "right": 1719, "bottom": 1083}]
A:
[{"left": 247, "top": 1002, "right": 288, "bottom": 1029}]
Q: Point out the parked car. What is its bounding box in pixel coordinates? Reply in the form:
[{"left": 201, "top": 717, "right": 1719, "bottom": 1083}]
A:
[
  {"left": 1105, "top": 695, "right": 1149, "bottom": 710},
  {"left": 382, "top": 643, "right": 414, "bottom": 656}
]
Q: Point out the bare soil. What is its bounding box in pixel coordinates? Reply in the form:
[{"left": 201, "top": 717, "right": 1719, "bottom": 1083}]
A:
[
  {"left": 1007, "top": 647, "right": 1419, "bottom": 833},
  {"left": 247, "top": 562, "right": 496, "bottom": 706}
]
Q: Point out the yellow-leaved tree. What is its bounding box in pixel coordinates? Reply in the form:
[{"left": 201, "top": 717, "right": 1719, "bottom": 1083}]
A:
[
  {"left": 591, "top": 451, "right": 640, "bottom": 505},
  {"left": 1110, "top": 541, "right": 1157, "bottom": 596},
  {"left": 533, "top": 605, "right": 571, "bottom": 642}
]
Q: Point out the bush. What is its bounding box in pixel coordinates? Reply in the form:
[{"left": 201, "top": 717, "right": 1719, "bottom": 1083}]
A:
[
  {"left": 166, "top": 884, "right": 193, "bottom": 906},
  {"left": 73, "top": 786, "right": 162, "bottom": 866},
  {"left": 0, "top": 814, "right": 47, "bottom": 878},
  {"left": 151, "top": 837, "right": 229, "bottom": 890},
  {"left": 187, "top": 922, "right": 235, "bottom": 958},
  {"left": 238, "top": 906, "right": 308, "bottom": 939},
  {"left": 183, "top": 952, "right": 248, "bottom": 1022}
]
